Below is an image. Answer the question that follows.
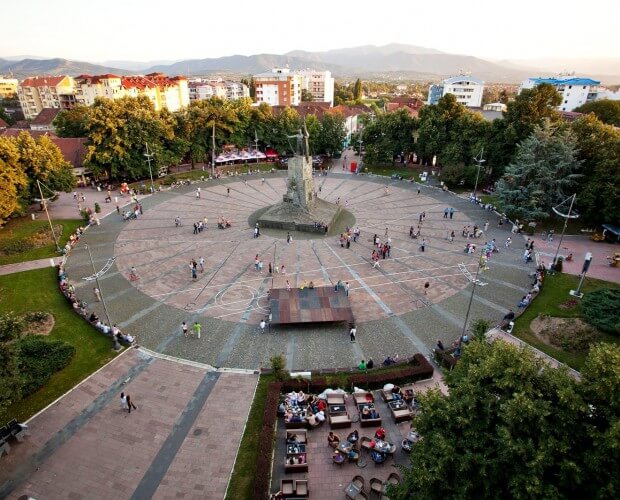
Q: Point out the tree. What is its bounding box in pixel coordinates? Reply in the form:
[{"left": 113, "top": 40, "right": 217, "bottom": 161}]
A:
[
  {"left": 0, "top": 105, "right": 14, "bottom": 126},
  {"left": 353, "top": 78, "right": 363, "bottom": 102},
  {"left": 15, "top": 132, "right": 75, "bottom": 197},
  {"left": 334, "top": 82, "right": 354, "bottom": 106},
  {"left": 0, "top": 137, "right": 27, "bottom": 224},
  {"left": 496, "top": 120, "right": 582, "bottom": 220},
  {"left": 574, "top": 99, "right": 620, "bottom": 127},
  {"left": 389, "top": 340, "right": 620, "bottom": 499},
  {"left": 0, "top": 312, "right": 24, "bottom": 414},
  {"left": 315, "top": 112, "right": 346, "bottom": 155},
  {"left": 54, "top": 105, "right": 92, "bottom": 137},
  {"left": 301, "top": 89, "right": 314, "bottom": 102},
  {"left": 571, "top": 114, "right": 620, "bottom": 225}
]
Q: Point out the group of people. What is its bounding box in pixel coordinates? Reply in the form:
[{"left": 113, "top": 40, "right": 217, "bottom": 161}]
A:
[
  {"left": 217, "top": 216, "right": 232, "bottom": 229},
  {"left": 357, "top": 354, "right": 400, "bottom": 370},
  {"left": 189, "top": 257, "right": 205, "bottom": 279},
  {"left": 523, "top": 238, "right": 535, "bottom": 263},
  {"left": 192, "top": 217, "right": 208, "bottom": 234},
  {"left": 280, "top": 391, "right": 327, "bottom": 428}
]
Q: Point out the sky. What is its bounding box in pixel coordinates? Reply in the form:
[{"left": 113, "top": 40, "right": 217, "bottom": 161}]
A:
[{"left": 3, "top": 0, "right": 619, "bottom": 62}]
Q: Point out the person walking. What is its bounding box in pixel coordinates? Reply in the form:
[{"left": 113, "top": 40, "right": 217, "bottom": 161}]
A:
[
  {"left": 126, "top": 394, "right": 137, "bottom": 413},
  {"left": 420, "top": 238, "right": 426, "bottom": 252},
  {"left": 182, "top": 321, "right": 188, "bottom": 338},
  {"left": 443, "top": 207, "right": 449, "bottom": 219},
  {"left": 120, "top": 392, "right": 128, "bottom": 410},
  {"left": 94, "top": 287, "right": 101, "bottom": 302},
  {"left": 424, "top": 281, "right": 430, "bottom": 295},
  {"left": 227, "top": 187, "right": 230, "bottom": 196},
  {"left": 450, "top": 230, "right": 455, "bottom": 243},
  {"left": 345, "top": 282, "right": 350, "bottom": 296},
  {"left": 484, "top": 220, "right": 489, "bottom": 232},
  {"left": 193, "top": 321, "right": 201, "bottom": 339},
  {"left": 350, "top": 325, "right": 357, "bottom": 342},
  {"left": 259, "top": 319, "right": 266, "bottom": 334},
  {"left": 449, "top": 207, "right": 454, "bottom": 219},
  {"left": 505, "top": 237, "right": 512, "bottom": 249},
  {"left": 196, "top": 187, "right": 201, "bottom": 199}
]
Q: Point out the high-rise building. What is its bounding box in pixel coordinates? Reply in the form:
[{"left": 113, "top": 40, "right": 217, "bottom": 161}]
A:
[
  {"left": 427, "top": 76, "right": 484, "bottom": 108},
  {"left": 0, "top": 77, "right": 19, "bottom": 99},
  {"left": 188, "top": 79, "right": 249, "bottom": 101},
  {"left": 297, "top": 70, "right": 334, "bottom": 105},
  {"left": 519, "top": 76, "right": 600, "bottom": 111},
  {"left": 253, "top": 68, "right": 303, "bottom": 106}
]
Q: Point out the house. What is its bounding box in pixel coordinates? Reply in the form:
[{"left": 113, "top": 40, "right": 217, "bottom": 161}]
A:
[
  {"left": 30, "top": 108, "right": 62, "bottom": 132},
  {"left": 519, "top": 76, "right": 600, "bottom": 111},
  {"left": 483, "top": 102, "right": 507, "bottom": 112},
  {"left": 386, "top": 97, "right": 425, "bottom": 117},
  {"left": 428, "top": 76, "right": 485, "bottom": 108},
  {"left": 0, "top": 77, "right": 18, "bottom": 99}
]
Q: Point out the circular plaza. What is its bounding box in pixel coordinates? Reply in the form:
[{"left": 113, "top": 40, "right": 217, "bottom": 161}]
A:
[{"left": 65, "top": 172, "right": 532, "bottom": 370}]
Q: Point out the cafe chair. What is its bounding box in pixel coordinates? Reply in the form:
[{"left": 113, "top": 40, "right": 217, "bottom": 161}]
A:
[
  {"left": 360, "top": 436, "right": 373, "bottom": 453},
  {"left": 352, "top": 475, "right": 365, "bottom": 491},
  {"left": 295, "top": 479, "right": 309, "bottom": 497},
  {"left": 387, "top": 472, "right": 401, "bottom": 485},
  {"left": 355, "top": 492, "right": 369, "bottom": 499},
  {"left": 370, "top": 477, "right": 383, "bottom": 494},
  {"left": 280, "top": 479, "right": 294, "bottom": 496},
  {"left": 371, "top": 450, "right": 386, "bottom": 466},
  {"left": 386, "top": 443, "right": 397, "bottom": 456}
]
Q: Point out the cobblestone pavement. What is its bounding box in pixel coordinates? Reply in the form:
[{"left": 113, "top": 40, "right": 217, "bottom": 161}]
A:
[
  {"left": 0, "top": 348, "right": 258, "bottom": 500},
  {"left": 64, "top": 172, "right": 532, "bottom": 370}
]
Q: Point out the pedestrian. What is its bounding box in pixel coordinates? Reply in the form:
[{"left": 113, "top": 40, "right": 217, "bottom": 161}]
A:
[
  {"left": 254, "top": 226, "right": 259, "bottom": 238},
  {"left": 191, "top": 263, "right": 197, "bottom": 280},
  {"left": 420, "top": 239, "right": 426, "bottom": 252},
  {"left": 350, "top": 325, "right": 357, "bottom": 342},
  {"left": 505, "top": 237, "right": 512, "bottom": 249},
  {"left": 417, "top": 187, "right": 421, "bottom": 195},
  {"left": 424, "top": 281, "right": 430, "bottom": 295},
  {"left": 203, "top": 216, "right": 208, "bottom": 228},
  {"left": 199, "top": 256, "right": 205, "bottom": 272},
  {"left": 259, "top": 319, "right": 266, "bottom": 334},
  {"left": 384, "top": 186, "right": 389, "bottom": 196},
  {"left": 286, "top": 279, "right": 291, "bottom": 291},
  {"left": 484, "top": 220, "right": 489, "bottom": 232},
  {"left": 193, "top": 321, "right": 201, "bottom": 339},
  {"left": 94, "top": 287, "right": 101, "bottom": 301},
  {"left": 268, "top": 262, "right": 273, "bottom": 274},
  {"left": 345, "top": 282, "right": 350, "bottom": 296},
  {"left": 196, "top": 187, "right": 201, "bottom": 199},
  {"left": 126, "top": 394, "right": 137, "bottom": 413},
  {"left": 116, "top": 205, "right": 120, "bottom": 214},
  {"left": 280, "top": 265, "right": 286, "bottom": 274},
  {"left": 120, "top": 392, "right": 128, "bottom": 410},
  {"left": 182, "top": 321, "right": 188, "bottom": 338},
  {"left": 449, "top": 207, "right": 454, "bottom": 219},
  {"left": 286, "top": 232, "right": 292, "bottom": 244},
  {"left": 384, "top": 227, "right": 389, "bottom": 237},
  {"left": 73, "top": 191, "right": 77, "bottom": 200},
  {"left": 227, "top": 187, "right": 230, "bottom": 196},
  {"left": 450, "top": 230, "right": 455, "bottom": 243},
  {"left": 443, "top": 208, "right": 449, "bottom": 219}
]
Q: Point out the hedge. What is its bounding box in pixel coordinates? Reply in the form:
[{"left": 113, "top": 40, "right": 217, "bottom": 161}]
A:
[
  {"left": 18, "top": 335, "right": 76, "bottom": 397},
  {"left": 581, "top": 288, "right": 620, "bottom": 335},
  {"left": 253, "top": 381, "right": 282, "bottom": 500}
]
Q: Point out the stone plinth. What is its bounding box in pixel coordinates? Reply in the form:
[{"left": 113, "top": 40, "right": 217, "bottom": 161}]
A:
[
  {"left": 286, "top": 156, "right": 314, "bottom": 209},
  {"left": 257, "top": 197, "right": 341, "bottom": 234}
]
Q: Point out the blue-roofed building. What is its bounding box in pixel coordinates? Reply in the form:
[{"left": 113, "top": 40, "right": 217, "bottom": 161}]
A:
[
  {"left": 427, "top": 75, "right": 484, "bottom": 108},
  {"left": 519, "top": 76, "right": 600, "bottom": 111}
]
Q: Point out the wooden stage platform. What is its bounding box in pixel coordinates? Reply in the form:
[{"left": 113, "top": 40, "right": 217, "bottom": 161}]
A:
[{"left": 269, "top": 286, "right": 354, "bottom": 325}]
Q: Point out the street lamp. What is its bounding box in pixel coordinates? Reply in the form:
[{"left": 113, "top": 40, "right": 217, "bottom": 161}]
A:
[
  {"left": 35, "top": 179, "right": 61, "bottom": 252},
  {"left": 83, "top": 244, "right": 121, "bottom": 351},
  {"left": 461, "top": 247, "right": 486, "bottom": 339},
  {"left": 144, "top": 143, "right": 155, "bottom": 193},
  {"left": 552, "top": 193, "right": 578, "bottom": 268},
  {"left": 472, "top": 147, "right": 486, "bottom": 199}
]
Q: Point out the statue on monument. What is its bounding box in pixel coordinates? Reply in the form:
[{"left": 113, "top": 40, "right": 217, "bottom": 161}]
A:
[{"left": 287, "top": 120, "right": 310, "bottom": 158}]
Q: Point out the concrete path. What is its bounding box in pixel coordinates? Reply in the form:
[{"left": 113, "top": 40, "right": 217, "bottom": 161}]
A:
[
  {"left": 0, "top": 256, "right": 63, "bottom": 276},
  {"left": 0, "top": 348, "right": 258, "bottom": 500}
]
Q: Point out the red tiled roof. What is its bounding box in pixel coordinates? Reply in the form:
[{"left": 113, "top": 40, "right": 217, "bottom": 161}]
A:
[
  {"left": 31, "top": 108, "right": 62, "bottom": 126},
  {"left": 52, "top": 137, "right": 88, "bottom": 168},
  {"left": 20, "top": 76, "right": 67, "bottom": 87},
  {"left": 0, "top": 118, "right": 8, "bottom": 128},
  {"left": 0, "top": 129, "right": 57, "bottom": 138}
]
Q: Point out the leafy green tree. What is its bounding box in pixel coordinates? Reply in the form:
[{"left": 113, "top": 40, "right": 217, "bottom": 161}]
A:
[
  {"left": 496, "top": 120, "right": 582, "bottom": 220},
  {"left": 571, "top": 114, "right": 620, "bottom": 225},
  {"left": 334, "top": 82, "right": 354, "bottom": 106},
  {"left": 0, "top": 105, "right": 14, "bottom": 126},
  {"left": 0, "top": 137, "right": 27, "bottom": 224},
  {"left": 305, "top": 114, "right": 321, "bottom": 154},
  {"left": 316, "top": 112, "right": 346, "bottom": 155},
  {"left": 362, "top": 109, "right": 416, "bottom": 164},
  {"left": 574, "top": 99, "right": 620, "bottom": 127},
  {"left": 54, "top": 105, "right": 92, "bottom": 137},
  {"left": 0, "top": 312, "right": 24, "bottom": 414},
  {"left": 353, "top": 78, "right": 363, "bottom": 102},
  {"left": 269, "top": 107, "right": 301, "bottom": 155},
  {"left": 389, "top": 340, "right": 620, "bottom": 499},
  {"left": 301, "top": 89, "right": 314, "bottom": 102},
  {"left": 15, "top": 132, "right": 75, "bottom": 196}
]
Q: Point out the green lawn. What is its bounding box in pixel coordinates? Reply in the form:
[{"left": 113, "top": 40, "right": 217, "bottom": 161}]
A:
[
  {"left": 0, "top": 217, "right": 83, "bottom": 265},
  {"left": 0, "top": 268, "right": 117, "bottom": 423},
  {"left": 362, "top": 163, "right": 422, "bottom": 181},
  {"left": 512, "top": 273, "right": 620, "bottom": 370}
]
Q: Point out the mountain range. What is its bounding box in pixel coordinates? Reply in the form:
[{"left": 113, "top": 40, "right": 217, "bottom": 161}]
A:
[{"left": 2, "top": 44, "right": 619, "bottom": 83}]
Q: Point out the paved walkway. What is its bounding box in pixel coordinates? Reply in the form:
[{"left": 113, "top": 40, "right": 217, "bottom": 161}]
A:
[
  {"left": 0, "top": 256, "right": 63, "bottom": 276},
  {"left": 0, "top": 348, "right": 258, "bottom": 500}
]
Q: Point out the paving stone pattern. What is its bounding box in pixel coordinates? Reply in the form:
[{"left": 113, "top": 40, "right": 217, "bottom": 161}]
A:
[{"left": 64, "top": 173, "right": 533, "bottom": 370}]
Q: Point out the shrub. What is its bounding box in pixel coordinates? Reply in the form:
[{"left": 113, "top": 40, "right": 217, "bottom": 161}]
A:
[
  {"left": 581, "top": 288, "right": 620, "bottom": 334},
  {"left": 0, "top": 239, "right": 34, "bottom": 256},
  {"left": 470, "top": 318, "right": 491, "bottom": 341},
  {"left": 0, "top": 311, "right": 24, "bottom": 341},
  {"left": 18, "top": 336, "right": 75, "bottom": 397},
  {"left": 270, "top": 353, "right": 288, "bottom": 381},
  {"left": 24, "top": 311, "right": 48, "bottom": 323},
  {"left": 162, "top": 175, "right": 177, "bottom": 186},
  {"left": 94, "top": 202, "right": 101, "bottom": 214}
]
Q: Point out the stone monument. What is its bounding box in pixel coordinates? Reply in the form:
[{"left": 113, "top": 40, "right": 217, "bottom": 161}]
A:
[{"left": 257, "top": 123, "right": 342, "bottom": 234}]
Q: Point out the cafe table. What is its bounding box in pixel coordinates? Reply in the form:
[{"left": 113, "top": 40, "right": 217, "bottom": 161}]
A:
[
  {"left": 337, "top": 440, "right": 354, "bottom": 454},
  {"left": 344, "top": 481, "right": 361, "bottom": 498},
  {"left": 373, "top": 438, "right": 392, "bottom": 454}
]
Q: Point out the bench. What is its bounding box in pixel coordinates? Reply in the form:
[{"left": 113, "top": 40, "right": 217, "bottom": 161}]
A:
[
  {"left": 390, "top": 406, "right": 413, "bottom": 423},
  {"left": 380, "top": 389, "right": 395, "bottom": 403},
  {"left": 326, "top": 393, "right": 346, "bottom": 405},
  {"left": 353, "top": 391, "right": 374, "bottom": 405},
  {"left": 329, "top": 413, "right": 352, "bottom": 429},
  {"left": 286, "top": 430, "right": 307, "bottom": 444}
]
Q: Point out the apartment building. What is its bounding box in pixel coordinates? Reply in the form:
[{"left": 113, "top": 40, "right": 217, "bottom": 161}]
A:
[
  {"left": 17, "top": 76, "right": 76, "bottom": 119},
  {"left": 0, "top": 77, "right": 19, "bottom": 99},
  {"left": 519, "top": 76, "right": 600, "bottom": 111},
  {"left": 427, "top": 76, "right": 484, "bottom": 108},
  {"left": 188, "top": 79, "right": 249, "bottom": 101},
  {"left": 297, "top": 70, "right": 334, "bottom": 105},
  {"left": 253, "top": 68, "right": 303, "bottom": 106}
]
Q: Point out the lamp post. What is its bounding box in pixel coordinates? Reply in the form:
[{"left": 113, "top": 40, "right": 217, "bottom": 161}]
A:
[
  {"left": 461, "top": 247, "right": 485, "bottom": 339},
  {"left": 84, "top": 244, "right": 120, "bottom": 351},
  {"left": 36, "top": 179, "right": 60, "bottom": 252},
  {"left": 211, "top": 121, "right": 216, "bottom": 177},
  {"left": 144, "top": 143, "right": 155, "bottom": 193},
  {"left": 254, "top": 129, "right": 259, "bottom": 164},
  {"left": 472, "top": 148, "right": 486, "bottom": 199},
  {"left": 552, "top": 193, "right": 578, "bottom": 268}
]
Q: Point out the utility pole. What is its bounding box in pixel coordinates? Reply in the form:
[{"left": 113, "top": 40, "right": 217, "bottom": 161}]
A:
[
  {"left": 212, "top": 121, "right": 216, "bottom": 177},
  {"left": 144, "top": 143, "right": 155, "bottom": 193},
  {"left": 84, "top": 244, "right": 121, "bottom": 351},
  {"left": 472, "top": 147, "right": 486, "bottom": 199},
  {"left": 37, "top": 179, "right": 60, "bottom": 252},
  {"left": 461, "top": 248, "right": 485, "bottom": 339},
  {"left": 254, "top": 129, "right": 259, "bottom": 164},
  {"left": 552, "top": 193, "right": 578, "bottom": 267}
]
